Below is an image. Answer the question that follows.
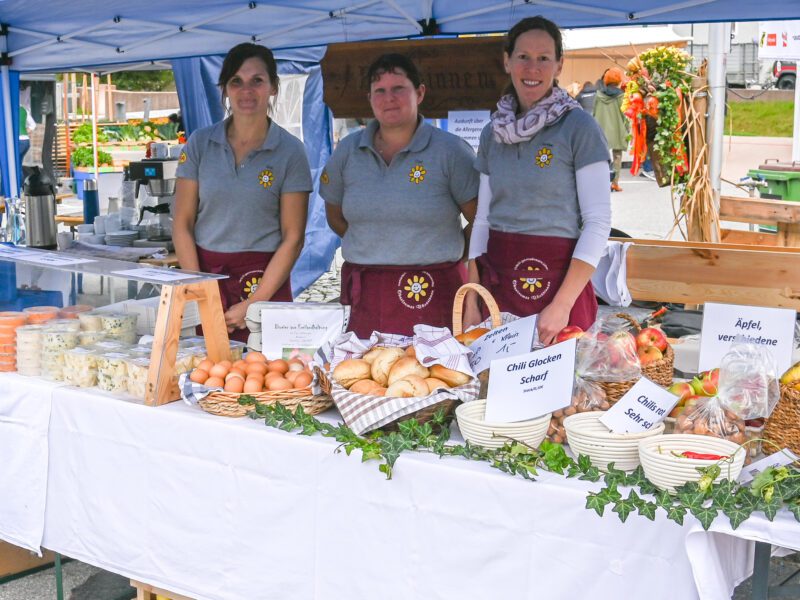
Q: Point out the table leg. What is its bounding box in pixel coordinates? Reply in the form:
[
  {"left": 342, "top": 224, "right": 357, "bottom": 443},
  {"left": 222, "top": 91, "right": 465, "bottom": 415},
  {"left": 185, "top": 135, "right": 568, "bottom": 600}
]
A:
[
  {"left": 54, "top": 553, "right": 64, "bottom": 600},
  {"left": 751, "top": 541, "right": 771, "bottom": 600}
]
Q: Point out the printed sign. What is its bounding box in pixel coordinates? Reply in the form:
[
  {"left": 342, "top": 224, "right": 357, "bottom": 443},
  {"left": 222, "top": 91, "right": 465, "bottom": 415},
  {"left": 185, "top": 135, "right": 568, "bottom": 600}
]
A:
[
  {"left": 261, "top": 305, "right": 346, "bottom": 361},
  {"left": 468, "top": 315, "right": 538, "bottom": 374},
  {"left": 447, "top": 110, "right": 490, "bottom": 151},
  {"left": 758, "top": 21, "right": 800, "bottom": 60},
  {"left": 0, "top": 244, "right": 35, "bottom": 258},
  {"left": 484, "top": 337, "right": 576, "bottom": 423},
  {"left": 111, "top": 267, "right": 200, "bottom": 282},
  {"left": 699, "top": 302, "right": 796, "bottom": 375},
  {"left": 599, "top": 377, "right": 679, "bottom": 433},
  {"left": 24, "top": 253, "right": 94, "bottom": 266}
]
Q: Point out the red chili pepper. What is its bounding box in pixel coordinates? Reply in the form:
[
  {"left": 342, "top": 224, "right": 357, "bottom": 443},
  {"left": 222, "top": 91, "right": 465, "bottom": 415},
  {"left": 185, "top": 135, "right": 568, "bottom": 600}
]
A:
[{"left": 680, "top": 451, "right": 728, "bottom": 460}]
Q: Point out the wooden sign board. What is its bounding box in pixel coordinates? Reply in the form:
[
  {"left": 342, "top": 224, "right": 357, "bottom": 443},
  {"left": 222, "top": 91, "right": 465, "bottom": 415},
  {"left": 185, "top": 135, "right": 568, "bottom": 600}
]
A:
[{"left": 321, "top": 37, "right": 507, "bottom": 118}]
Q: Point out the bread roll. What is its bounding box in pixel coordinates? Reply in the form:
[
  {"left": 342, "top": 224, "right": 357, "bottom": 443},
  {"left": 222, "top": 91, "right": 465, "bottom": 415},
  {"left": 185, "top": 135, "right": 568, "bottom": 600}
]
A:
[
  {"left": 455, "top": 327, "right": 490, "bottom": 346},
  {"left": 385, "top": 375, "right": 429, "bottom": 398},
  {"left": 370, "top": 347, "right": 406, "bottom": 386},
  {"left": 387, "top": 356, "right": 430, "bottom": 386},
  {"left": 429, "top": 364, "right": 471, "bottom": 387},
  {"left": 332, "top": 359, "right": 372, "bottom": 389},
  {"left": 349, "top": 379, "right": 382, "bottom": 395},
  {"left": 405, "top": 346, "right": 417, "bottom": 359},
  {"left": 371, "top": 386, "right": 387, "bottom": 396},
  {"left": 362, "top": 346, "right": 389, "bottom": 364},
  {"left": 424, "top": 377, "right": 449, "bottom": 393}
]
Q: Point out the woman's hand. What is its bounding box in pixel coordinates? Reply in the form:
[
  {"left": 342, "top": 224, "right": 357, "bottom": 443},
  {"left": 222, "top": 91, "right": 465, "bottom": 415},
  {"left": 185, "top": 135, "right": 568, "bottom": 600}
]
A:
[
  {"left": 536, "top": 301, "right": 571, "bottom": 346},
  {"left": 224, "top": 301, "right": 250, "bottom": 331}
]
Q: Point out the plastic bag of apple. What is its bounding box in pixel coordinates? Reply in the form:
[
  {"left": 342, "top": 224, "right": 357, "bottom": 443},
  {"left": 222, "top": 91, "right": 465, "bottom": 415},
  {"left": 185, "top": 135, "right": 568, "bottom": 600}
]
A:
[{"left": 670, "top": 344, "right": 779, "bottom": 450}]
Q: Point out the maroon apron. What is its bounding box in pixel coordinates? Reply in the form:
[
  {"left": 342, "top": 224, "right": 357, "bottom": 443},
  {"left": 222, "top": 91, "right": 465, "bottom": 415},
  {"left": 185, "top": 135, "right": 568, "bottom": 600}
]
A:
[
  {"left": 196, "top": 246, "right": 293, "bottom": 343},
  {"left": 476, "top": 230, "right": 597, "bottom": 330},
  {"left": 341, "top": 260, "right": 467, "bottom": 339}
]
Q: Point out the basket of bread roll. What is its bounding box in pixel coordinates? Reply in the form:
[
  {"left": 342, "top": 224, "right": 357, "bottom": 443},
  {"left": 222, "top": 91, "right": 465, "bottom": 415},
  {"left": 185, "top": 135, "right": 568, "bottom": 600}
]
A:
[
  {"left": 185, "top": 351, "right": 332, "bottom": 418},
  {"left": 320, "top": 328, "right": 481, "bottom": 435},
  {"left": 451, "top": 283, "right": 504, "bottom": 398}
]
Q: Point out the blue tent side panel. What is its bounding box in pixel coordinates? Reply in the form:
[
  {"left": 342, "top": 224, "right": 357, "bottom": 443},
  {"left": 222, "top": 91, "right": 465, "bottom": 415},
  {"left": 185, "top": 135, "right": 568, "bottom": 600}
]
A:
[
  {"left": 171, "top": 53, "right": 339, "bottom": 298},
  {"left": 0, "top": 70, "right": 22, "bottom": 198}
]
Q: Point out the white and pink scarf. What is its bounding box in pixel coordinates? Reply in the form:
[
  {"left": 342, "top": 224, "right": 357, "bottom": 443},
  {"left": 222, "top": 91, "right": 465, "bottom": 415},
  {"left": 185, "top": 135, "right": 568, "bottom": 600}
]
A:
[{"left": 491, "top": 87, "right": 580, "bottom": 144}]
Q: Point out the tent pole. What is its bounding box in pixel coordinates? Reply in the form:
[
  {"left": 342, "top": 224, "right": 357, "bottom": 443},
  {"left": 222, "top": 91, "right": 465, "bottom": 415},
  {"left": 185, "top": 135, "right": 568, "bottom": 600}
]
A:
[
  {"left": 0, "top": 64, "right": 19, "bottom": 197},
  {"left": 90, "top": 72, "right": 98, "bottom": 180},
  {"left": 707, "top": 22, "right": 729, "bottom": 215},
  {"left": 793, "top": 82, "right": 800, "bottom": 162}
]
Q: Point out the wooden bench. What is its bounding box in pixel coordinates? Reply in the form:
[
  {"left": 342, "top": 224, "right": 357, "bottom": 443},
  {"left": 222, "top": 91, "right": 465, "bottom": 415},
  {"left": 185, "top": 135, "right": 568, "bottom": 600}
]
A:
[
  {"left": 719, "top": 195, "right": 800, "bottom": 247},
  {"left": 621, "top": 237, "right": 800, "bottom": 310}
]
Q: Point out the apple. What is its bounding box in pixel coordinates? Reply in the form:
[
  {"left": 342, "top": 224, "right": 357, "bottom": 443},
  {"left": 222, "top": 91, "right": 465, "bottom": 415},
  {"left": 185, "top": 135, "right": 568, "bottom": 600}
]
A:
[
  {"left": 700, "top": 368, "right": 720, "bottom": 396},
  {"left": 690, "top": 376, "right": 704, "bottom": 396},
  {"left": 667, "top": 381, "right": 694, "bottom": 401},
  {"left": 682, "top": 395, "right": 702, "bottom": 411},
  {"left": 637, "top": 345, "right": 663, "bottom": 365},
  {"left": 555, "top": 325, "right": 584, "bottom": 343},
  {"left": 668, "top": 405, "right": 684, "bottom": 418},
  {"left": 636, "top": 327, "right": 668, "bottom": 352}
]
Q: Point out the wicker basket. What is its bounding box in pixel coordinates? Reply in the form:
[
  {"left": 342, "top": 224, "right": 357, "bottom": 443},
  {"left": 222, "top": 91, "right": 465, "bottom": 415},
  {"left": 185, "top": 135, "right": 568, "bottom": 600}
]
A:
[
  {"left": 198, "top": 386, "right": 333, "bottom": 418},
  {"left": 452, "top": 283, "right": 503, "bottom": 398},
  {"left": 764, "top": 384, "right": 800, "bottom": 455}
]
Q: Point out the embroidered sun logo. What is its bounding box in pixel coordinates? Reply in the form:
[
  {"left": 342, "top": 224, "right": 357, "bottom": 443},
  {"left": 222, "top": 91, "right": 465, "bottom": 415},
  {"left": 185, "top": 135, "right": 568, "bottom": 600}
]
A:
[
  {"left": 178, "top": 151, "right": 187, "bottom": 164},
  {"left": 520, "top": 266, "right": 543, "bottom": 291},
  {"left": 258, "top": 169, "right": 274, "bottom": 188},
  {"left": 535, "top": 147, "right": 553, "bottom": 168},
  {"left": 409, "top": 164, "right": 426, "bottom": 184},
  {"left": 320, "top": 170, "right": 329, "bottom": 185},
  {"left": 243, "top": 276, "right": 260, "bottom": 297},
  {"left": 404, "top": 275, "right": 429, "bottom": 302}
]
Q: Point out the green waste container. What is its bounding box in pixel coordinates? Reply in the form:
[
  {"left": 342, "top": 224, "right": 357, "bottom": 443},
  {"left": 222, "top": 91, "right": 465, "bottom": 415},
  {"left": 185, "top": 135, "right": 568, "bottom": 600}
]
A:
[{"left": 747, "top": 162, "right": 800, "bottom": 233}]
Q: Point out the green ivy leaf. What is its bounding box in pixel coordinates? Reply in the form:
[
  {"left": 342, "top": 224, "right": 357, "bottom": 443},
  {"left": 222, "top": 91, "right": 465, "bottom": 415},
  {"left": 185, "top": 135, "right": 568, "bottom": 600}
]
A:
[
  {"left": 578, "top": 466, "right": 602, "bottom": 482},
  {"left": 638, "top": 499, "right": 658, "bottom": 521},
  {"left": 539, "top": 440, "right": 572, "bottom": 474},
  {"left": 379, "top": 433, "right": 415, "bottom": 471},
  {"left": 777, "top": 476, "right": 800, "bottom": 502},
  {"left": 788, "top": 501, "right": 800, "bottom": 523},
  {"left": 612, "top": 496, "right": 637, "bottom": 523},
  {"left": 666, "top": 504, "right": 687, "bottom": 526},
  {"left": 690, "top": 503, "right": 718, "bottom": 530},
  {"left": 577, "top": 454, "right": 593, "bottom": 473},
  {"left": 760, "top": 497, "right": 782, "bottom": 522},
  {"left": 723, "top": 503, "right": 754, "bottom": 530},
  {"left": 624, "top": 466, "right": 648, "bottom": 489},
  {"left": 586, "top": 492, "right": 610, "bottom": 517},
  {"left": 676, "top": 482, "right": 705, "bottom": 510},
  {"left": 655, "top": 490, "right": 674, "bottom": 511},
  {"left": 603, "top": 463, "right": 627, "bottom": 488}
]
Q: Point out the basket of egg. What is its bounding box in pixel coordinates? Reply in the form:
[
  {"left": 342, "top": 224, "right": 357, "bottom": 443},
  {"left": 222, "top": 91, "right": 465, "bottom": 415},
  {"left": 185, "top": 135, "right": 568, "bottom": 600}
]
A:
[{"left": 189, "top": 351, "right": 333, "bottom": 418}]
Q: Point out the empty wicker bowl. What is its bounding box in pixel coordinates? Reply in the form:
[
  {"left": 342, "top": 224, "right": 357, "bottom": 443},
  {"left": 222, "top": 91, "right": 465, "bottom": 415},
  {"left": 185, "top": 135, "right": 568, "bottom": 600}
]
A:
[
  {"left": 563, "top": 412, "right": 666, "bottom": 472},
  {"left": 638, "top": 434, "right": 746, "bottom": 492},
  {"left": 455, "top": 400, "right": 551, "bottom": 450}
]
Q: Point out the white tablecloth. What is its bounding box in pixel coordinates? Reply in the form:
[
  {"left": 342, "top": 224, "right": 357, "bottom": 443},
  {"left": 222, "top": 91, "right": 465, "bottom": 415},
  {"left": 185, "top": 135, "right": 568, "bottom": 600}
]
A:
[
  {"left": 2, "top": 374, "right": 799, "bottom": 599},
  {"left": 0, "top": 374, "right": 57, "bottom": 553}
]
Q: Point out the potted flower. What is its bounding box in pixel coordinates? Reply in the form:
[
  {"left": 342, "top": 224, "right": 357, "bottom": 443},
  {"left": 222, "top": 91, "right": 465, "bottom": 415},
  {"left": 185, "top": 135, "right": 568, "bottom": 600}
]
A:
[{"left": 622, "top": 46, "right": 693, "bottom": 187}]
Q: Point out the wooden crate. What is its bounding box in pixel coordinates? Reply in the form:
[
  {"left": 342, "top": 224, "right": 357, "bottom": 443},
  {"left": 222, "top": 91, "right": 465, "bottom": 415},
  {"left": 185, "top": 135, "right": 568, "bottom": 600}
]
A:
[{"left": 719, "top": 195, "right": 800, "bottom": 248}]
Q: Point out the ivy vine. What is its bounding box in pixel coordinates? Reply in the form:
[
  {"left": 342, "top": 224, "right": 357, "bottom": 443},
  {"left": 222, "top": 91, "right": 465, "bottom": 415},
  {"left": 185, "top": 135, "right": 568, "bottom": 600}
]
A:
[{"left": 243, "top": 398, "right": 800, "bottom": 531}]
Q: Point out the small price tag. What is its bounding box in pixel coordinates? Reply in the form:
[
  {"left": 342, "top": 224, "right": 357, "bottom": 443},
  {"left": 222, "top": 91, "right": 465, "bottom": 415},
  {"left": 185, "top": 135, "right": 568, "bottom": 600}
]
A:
[
  {"left": 111, "top": 267, "right": 200, "bottom": 282},
  {"left": 599, "top": 378, "right": 679, "bottom": 433},
  {"left": 699, "top": 302, "right": 796, "bottom": 375},
  {"left": 468, "top": 315, "right": 538, "bottom": 374},
  {"left": 484, "top": 337, "right": 576, "bottom": 423},
  {"left": 25, "top": 253, "right": 94, "bottom": 266}
]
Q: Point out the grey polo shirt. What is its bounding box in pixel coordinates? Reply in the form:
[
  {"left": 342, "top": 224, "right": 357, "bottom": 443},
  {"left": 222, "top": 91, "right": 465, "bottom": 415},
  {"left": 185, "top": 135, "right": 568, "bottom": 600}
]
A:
[
  {"left": 176, "top": 118, "right": 312, "bottom": 253},
  {"left": 475, "top": 108, "right": 609, "bottom": 239},
  {"left": 320, "top": 119, "right": 478, "bottom": 266}
]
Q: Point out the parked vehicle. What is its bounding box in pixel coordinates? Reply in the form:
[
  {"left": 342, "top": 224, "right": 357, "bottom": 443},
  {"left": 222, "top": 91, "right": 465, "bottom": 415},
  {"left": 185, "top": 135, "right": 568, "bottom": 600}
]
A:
[{"left": 773, "top": 60, "right": 797, "bottom": 90}]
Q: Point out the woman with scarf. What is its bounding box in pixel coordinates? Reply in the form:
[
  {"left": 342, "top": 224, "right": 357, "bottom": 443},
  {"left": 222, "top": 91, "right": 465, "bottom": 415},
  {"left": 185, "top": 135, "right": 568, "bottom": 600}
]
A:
[
  {"left": 321, "top": 53, "right": 478, "bottom": 338},
  {"left": 464, "top": 16, "right": 612, "bottom": 345},
  {"left": 593, "top": 67, "right": 629, "bottom": 192}
]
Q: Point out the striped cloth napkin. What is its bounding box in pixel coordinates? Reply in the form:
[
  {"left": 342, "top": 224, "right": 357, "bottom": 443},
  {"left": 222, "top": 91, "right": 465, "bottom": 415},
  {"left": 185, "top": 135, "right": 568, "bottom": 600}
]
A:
[{"left": 316, "top": 325, "right": 480, "bottom": 435}]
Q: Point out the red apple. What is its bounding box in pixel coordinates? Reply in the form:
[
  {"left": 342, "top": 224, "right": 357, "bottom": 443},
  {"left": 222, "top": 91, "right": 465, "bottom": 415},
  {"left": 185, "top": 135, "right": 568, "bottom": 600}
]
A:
[
  {"left": 636, "top": 327, "right": 668, "bottom": 352},
  {"left": 637, "top": 345, "right": 663, "bottom": 365},
  {"left": 668, "top": 405, "right": 684, "bottom": 418},
  {"left": 667, "top": 381, "right": 694, "bottom": 401},
  {"left": 555, "top": 325, "right": 584, "bottom": 343},
  {"left": 700, "top": 368, "right": 720, "bottom": 396}
]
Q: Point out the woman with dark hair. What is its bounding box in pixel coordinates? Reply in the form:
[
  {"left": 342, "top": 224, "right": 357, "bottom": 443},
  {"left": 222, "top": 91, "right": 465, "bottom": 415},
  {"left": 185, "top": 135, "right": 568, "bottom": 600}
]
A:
[
  {"left": 321, "top": 53, "right": 479, "bottom": 338},
  {"left": 174, "top": 43, "right": 312, "bottom": 341},
  {"left": 465, "top": 16, "right": 612, "bottom": 344}
]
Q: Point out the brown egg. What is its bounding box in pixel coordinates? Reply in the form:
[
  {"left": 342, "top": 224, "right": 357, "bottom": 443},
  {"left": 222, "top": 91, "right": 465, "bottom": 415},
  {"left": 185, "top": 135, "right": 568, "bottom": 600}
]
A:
[
  {"left": 287, "top": 359, "right": 305, "bottom": 372},
  {"left": 265, "top": 371, "right": 284, "bottom": 382},
  {"left": 205, "top": 376, "right": 225, "bottom": 388},
  {"left": 243, "top": 378, "right": 264, "bottom": 394},
  {"left": 245, "top": 362, "right": 268, "bottom": 376},
  {"left": 189, "top": 369, "right": 209, "bottom": 384},
  {"left": 229, "top": 367, "right": 247, "bottom": 379},
  {"left": 245, "top": 351, "right": 267, "bottom": 364},
  {"left": 267, "top": 359, "right": 289, "bottom": 374},
  {"left": 218, "top": 360, "right": 232, "bottom": 369},
  {"left": 224, "top": 378, "right": 245, "bottom": 393},
  {"left": 197, "top": 359, "right": 214, "bottom": 372},
  {"left": 285, "top": 370, "right": 300, "bottom": 384},
  {"left": 232, "top": 359, "right": 247, "bottom": 371},
  {"left": 293, "top": 371, "right": 313, "bottom": 389},
  {"left": 225, "top": 371, "right": 245, "bottom": 382},
  {"left": 268, "top": 377, "right": 293, "bottom": 391},
  {"left": 245, "top": 374, "right": 264, "bottom": 386},
  {"left": 209, "top": 364, "right": 229, "bottom": 379}
]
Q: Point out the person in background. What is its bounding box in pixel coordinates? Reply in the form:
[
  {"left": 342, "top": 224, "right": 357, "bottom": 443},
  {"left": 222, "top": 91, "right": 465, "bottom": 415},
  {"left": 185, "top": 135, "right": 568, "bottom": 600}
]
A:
[
  {"left": 174, "top": 43, "right": 312, "bottom": 342},
  {"left": 576, "top": 80, "right": 597, "bottom": 112},
  {"left": 593, "top": 67, "right": 628, "bottom": 192},
  {"left": 321, "top": 53, "right": 478, "bottom": 338},
  {"left": 464, "top": 16, "right": 611, "bottom": 344}
]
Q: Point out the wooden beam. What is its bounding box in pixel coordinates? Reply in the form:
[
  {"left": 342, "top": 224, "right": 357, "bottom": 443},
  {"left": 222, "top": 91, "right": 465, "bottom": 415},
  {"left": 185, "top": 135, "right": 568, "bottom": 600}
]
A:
[
  {"left": 719, "top": 195, "right": 800, "bottom": 224},
  {"left": 720, "top": 228, "right": 777, "bottom": 246}
]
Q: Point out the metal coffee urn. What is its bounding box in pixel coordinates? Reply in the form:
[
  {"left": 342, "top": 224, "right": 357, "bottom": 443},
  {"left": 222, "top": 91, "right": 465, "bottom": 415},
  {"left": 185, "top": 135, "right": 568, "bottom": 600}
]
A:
[{"left": 23, "top": 166, "right": 58, "bottom": 249}]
